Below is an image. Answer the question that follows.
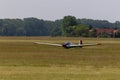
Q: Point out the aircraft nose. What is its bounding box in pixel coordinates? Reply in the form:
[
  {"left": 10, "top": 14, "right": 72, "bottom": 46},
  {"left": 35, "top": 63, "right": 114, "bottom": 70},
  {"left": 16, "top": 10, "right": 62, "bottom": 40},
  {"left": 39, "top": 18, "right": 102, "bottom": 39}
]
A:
[{"left": 62, "top": 44, "right": 67, "bottom": 48}]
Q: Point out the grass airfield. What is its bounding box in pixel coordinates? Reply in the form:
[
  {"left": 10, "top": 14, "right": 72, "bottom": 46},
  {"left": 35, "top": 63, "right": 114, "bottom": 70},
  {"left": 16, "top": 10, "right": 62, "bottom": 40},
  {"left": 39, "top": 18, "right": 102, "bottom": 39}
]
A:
[{"left": 0, "top": 37, "right": 120, "bottom": 80}]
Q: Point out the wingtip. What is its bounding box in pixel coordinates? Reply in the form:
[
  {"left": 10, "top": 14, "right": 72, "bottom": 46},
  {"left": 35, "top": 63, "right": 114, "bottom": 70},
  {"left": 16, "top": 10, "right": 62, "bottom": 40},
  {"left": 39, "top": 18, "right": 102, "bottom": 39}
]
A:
[{"left": 34, "top": 42, "right": 39, "bottom": 44}]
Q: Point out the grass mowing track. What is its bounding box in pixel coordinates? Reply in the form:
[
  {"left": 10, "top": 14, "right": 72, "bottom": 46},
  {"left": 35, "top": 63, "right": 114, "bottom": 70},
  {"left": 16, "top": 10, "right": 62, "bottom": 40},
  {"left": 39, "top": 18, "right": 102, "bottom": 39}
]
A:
[{"left": 0, "top": 37, "right": 120, "bottom": 80}]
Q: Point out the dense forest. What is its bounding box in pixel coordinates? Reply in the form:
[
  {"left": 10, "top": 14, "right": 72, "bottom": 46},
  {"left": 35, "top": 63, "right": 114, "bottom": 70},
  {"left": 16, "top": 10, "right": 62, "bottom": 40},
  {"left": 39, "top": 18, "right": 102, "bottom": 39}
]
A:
[{"left": 0, "top": 16, "right": 120, "bottom": 37}]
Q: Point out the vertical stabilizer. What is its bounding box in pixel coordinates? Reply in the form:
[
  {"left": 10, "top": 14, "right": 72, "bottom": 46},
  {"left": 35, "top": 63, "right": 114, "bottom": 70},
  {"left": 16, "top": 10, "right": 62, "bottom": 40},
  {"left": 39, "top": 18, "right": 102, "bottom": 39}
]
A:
[{"left": 79, "top": 40, "right": 83, "bottom": 45}]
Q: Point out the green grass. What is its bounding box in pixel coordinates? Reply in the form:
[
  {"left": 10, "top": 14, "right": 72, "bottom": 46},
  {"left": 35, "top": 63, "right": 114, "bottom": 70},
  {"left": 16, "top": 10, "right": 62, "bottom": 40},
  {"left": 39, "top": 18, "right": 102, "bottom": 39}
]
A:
[
  {"left": 0, "top": 37, "right": 120, "bottom": 80},
  {"left": 0, "top": 66, "right": 120, "bottom": 80}
]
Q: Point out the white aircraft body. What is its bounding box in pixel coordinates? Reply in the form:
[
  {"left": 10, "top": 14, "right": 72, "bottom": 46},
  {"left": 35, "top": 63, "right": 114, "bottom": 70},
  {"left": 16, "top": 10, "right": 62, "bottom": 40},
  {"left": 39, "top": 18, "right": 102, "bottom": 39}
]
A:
[{"left": 34, "top": 40, "right": 101, "bottom": 49}]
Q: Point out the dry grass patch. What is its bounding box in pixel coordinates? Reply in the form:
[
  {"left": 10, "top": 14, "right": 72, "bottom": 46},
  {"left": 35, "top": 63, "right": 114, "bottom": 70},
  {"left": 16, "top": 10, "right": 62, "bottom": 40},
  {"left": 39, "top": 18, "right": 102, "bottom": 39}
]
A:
[
  {"left": 0, "top": 66, "right": 120, "bottom": 80},
  {"left": 0, "top": 37, "right": 120, "bottom": 80}
]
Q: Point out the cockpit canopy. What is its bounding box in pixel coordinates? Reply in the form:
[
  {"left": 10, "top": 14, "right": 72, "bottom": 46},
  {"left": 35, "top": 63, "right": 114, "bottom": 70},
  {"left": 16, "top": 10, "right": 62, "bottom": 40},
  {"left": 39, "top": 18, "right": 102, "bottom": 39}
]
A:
[{"left": 63, "top": 42, "right": 73, "bottom": 46}]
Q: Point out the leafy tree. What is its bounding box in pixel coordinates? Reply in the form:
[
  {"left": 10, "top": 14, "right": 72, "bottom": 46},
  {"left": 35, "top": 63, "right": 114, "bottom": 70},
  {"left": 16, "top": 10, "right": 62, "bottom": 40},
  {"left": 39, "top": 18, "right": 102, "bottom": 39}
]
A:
[
  {"left": 45, "top": 20, "right": 62, "bottom": 36},
  {"left": 16, "top": 28, "right": 26, "bottom": 36},
  {"left": 0, "top": 19, "right": 3, "bottom": 35},
  {"left": 114, "top": 21, "right": 120, "bottom": 29},
  {"left": 1, "top": 19, "right": 18, "bottom": 36},
  {"left": 74, "top": 24, "right": 89, "bottom": 37},
  {"left": 62, "top": 15, "right": 77, "bottom": 36},
  {"left": 0, "top": 16, "right": 120, "bottom": 37},
  {"left": 77, "top": 19, "right": 114, "bottom": 28},
  {"left": 89, "top": 29, "right": 97, "bottom": 37},
  {"left": 24, "top": 18, "right": 48, "bottom": 36},
  {"left": 115, "top": 31, "right": 120, "bottom": 37},
  {"left": 51, "top": 27, "right": 62, "bottom": 36}
]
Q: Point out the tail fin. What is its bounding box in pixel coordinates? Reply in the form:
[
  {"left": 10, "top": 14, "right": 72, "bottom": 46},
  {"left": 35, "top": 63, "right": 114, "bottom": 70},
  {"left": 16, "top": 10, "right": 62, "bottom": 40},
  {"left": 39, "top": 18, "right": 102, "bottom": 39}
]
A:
[{"left": 79, "top": 40, "right": 82, "bottom": 45}]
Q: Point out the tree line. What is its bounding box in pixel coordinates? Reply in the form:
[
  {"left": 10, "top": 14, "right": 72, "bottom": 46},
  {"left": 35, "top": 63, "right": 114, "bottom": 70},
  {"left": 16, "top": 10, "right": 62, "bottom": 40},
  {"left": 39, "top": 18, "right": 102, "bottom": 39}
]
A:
[{"left": 0, "top": 16, "right": 120, "bottom": 37}]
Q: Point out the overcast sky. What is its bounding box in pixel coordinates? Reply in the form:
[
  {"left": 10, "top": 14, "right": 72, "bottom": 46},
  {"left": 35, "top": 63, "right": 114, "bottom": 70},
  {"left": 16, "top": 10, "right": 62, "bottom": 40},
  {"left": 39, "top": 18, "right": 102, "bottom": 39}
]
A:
[{"left": 0, "top": 0, "right": 120, "bottom": 22}]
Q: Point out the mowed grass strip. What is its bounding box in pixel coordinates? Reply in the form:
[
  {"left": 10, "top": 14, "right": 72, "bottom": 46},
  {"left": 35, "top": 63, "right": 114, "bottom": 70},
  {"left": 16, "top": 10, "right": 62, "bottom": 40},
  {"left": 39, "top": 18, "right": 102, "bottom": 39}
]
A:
[
  {"left": 0, "top": 66, "right": 120, "bottom": 80},
  {"left": 0, "top": 37, "right": 119, "bottom": 67},
  {"left": 0, "top": 37, "right": 120, "bottom": 80}
]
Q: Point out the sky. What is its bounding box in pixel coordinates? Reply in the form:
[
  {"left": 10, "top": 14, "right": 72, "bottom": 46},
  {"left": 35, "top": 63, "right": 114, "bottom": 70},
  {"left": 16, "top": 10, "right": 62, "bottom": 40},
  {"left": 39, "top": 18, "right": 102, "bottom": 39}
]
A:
[{"left": 0, "top": 0, "right": 120, "bottom": 22}]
